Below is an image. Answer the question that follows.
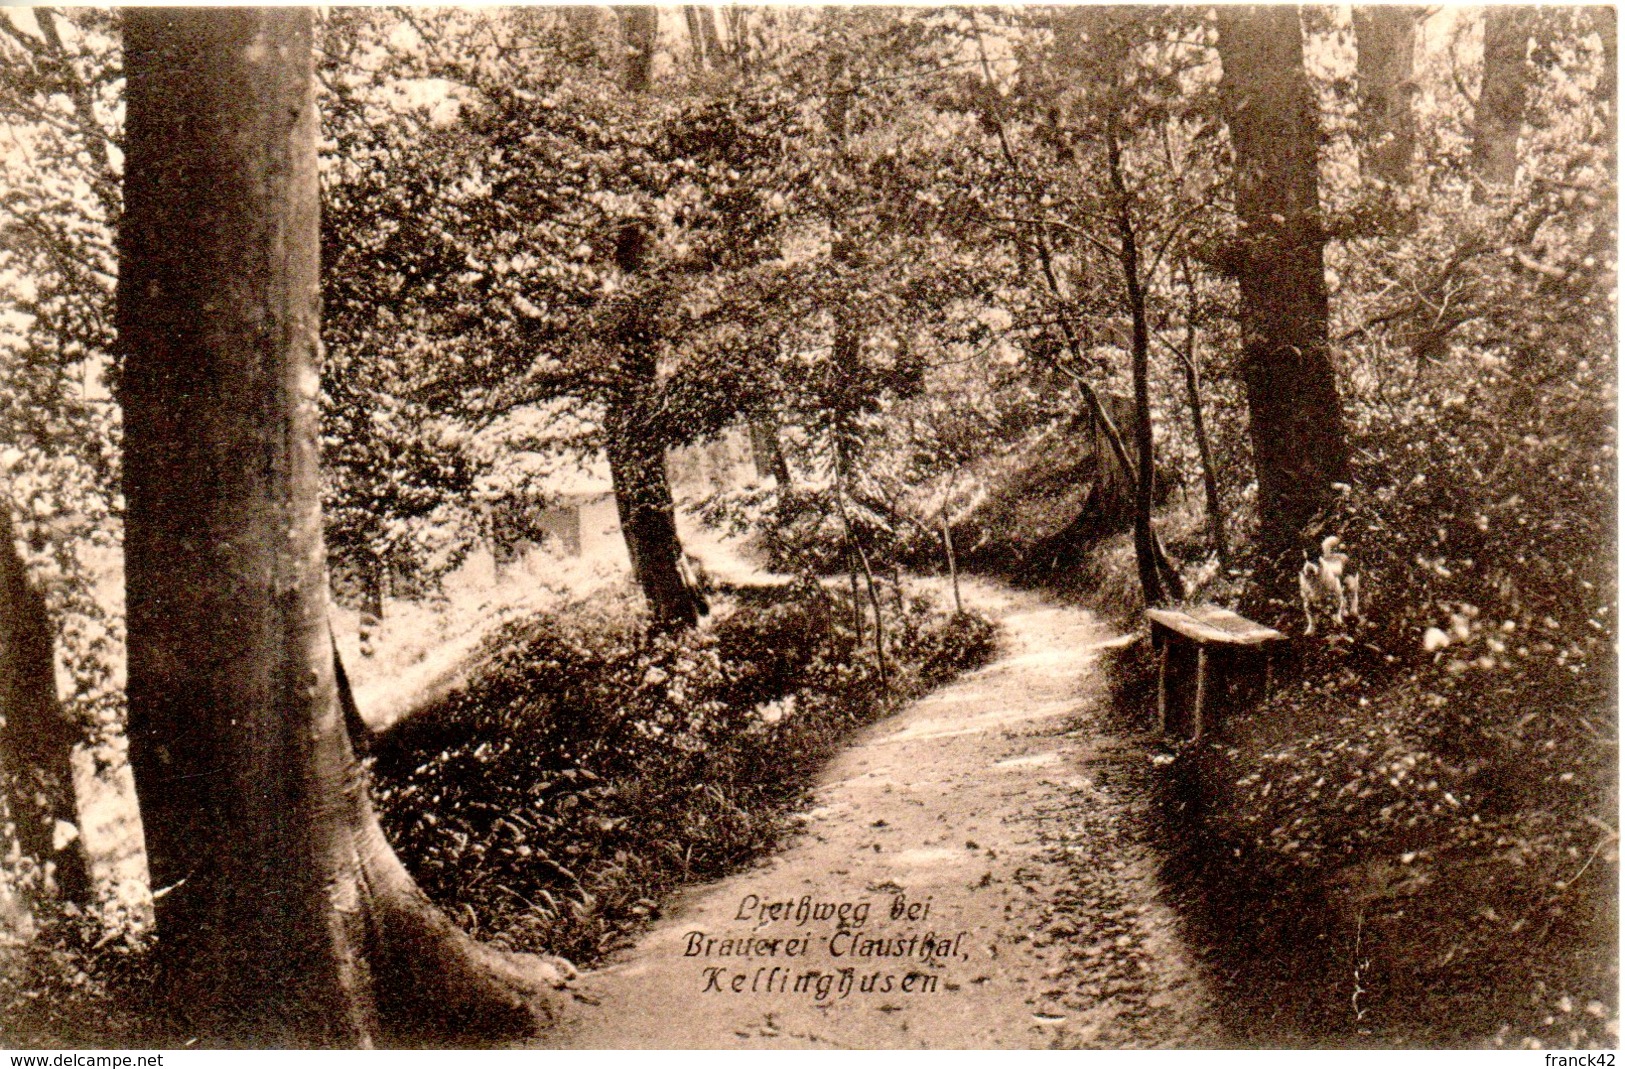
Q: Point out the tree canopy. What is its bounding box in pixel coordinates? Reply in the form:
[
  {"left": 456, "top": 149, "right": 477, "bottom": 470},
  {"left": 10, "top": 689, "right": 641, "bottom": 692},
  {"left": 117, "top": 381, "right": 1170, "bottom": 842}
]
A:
[{"left": 0, "top": 4, "right": 1613, "bottom": 1048}]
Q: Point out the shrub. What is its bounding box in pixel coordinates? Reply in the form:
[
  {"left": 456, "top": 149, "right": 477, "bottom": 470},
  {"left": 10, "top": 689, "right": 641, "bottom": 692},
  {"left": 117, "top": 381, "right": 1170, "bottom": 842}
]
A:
[{"left": 0, "top": 902, "right": 150, "bottom": 1048}]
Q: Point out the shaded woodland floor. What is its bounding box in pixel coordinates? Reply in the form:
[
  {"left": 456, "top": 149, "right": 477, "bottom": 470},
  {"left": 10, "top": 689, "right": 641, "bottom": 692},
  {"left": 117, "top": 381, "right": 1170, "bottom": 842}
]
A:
[{"left": 542, "top": 581, "right": 1225, "bottom": 1049}]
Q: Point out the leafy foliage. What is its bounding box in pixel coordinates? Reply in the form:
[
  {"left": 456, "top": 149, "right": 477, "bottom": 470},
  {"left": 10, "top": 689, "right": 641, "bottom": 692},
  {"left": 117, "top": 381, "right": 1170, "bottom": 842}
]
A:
[
  {"left": 368, "top": 580, "right": 997, "bottom": 964},
  {"left": 0, "top": 5, "right": 1612, "bottom": 1049}
]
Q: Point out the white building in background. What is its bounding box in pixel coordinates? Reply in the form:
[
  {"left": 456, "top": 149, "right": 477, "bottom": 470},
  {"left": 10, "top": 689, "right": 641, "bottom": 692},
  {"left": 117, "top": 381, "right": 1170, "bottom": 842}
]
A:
[
  {"left": 483, "top": 429, "right": 760, "bottom": 567},
  {"left": 523, "top": 465, "right": 624, "bottom": 564},
  {"left": 478, "top": 460, "right": 627, "bottom": 570}
]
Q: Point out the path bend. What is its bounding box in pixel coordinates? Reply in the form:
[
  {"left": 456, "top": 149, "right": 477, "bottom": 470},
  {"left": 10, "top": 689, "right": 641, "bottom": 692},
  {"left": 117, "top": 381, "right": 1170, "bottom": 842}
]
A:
[{"left": 544, "top": 581, "right": 1222, "bottom": 1049}]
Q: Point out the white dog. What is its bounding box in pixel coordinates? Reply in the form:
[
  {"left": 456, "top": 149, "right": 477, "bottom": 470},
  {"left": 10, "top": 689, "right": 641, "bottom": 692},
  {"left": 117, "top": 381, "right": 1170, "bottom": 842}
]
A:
[{"left": 1300, "top": 535, "right": 1361, "bottom": 636}]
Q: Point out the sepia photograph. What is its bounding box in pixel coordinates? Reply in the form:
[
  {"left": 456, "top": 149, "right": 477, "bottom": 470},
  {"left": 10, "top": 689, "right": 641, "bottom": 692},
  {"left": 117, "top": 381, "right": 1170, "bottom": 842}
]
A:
[{"left": 0, "top": 2, "right": 1615, "bottom": 1052}]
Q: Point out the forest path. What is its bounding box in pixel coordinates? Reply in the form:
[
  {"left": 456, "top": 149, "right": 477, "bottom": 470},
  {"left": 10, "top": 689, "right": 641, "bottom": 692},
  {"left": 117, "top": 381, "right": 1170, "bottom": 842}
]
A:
[{"left": 543, "top": 581, "right": 1224, "bottom": 1049}]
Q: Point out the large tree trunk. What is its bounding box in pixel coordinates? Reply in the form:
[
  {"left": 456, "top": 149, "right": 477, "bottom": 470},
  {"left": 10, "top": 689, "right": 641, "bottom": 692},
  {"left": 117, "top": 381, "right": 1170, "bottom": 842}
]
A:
[
  {"left": 117, "top": 10, "right": 566, "bottom": 1046},
  {"left": 1353, "top": 5, "right": 1420, "bottom": 186},
  {"left": 1473, "top": 7, "right": 1534, "bottom": 197},
  {"left": 605, "top": 417, "right": 708, "bottom": 632},
  {"left": 0, "top": 503, "right": 89, "bottom": 905},
  {"left": 1216, "top": 6, "right": 1350, "bottom": 583}
]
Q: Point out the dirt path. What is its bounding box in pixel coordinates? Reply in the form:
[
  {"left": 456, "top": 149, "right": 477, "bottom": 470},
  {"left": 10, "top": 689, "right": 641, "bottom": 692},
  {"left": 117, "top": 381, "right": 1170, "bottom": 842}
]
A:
[{"left": 544, "top": 581, "right": 1224, "bottom": 1049}]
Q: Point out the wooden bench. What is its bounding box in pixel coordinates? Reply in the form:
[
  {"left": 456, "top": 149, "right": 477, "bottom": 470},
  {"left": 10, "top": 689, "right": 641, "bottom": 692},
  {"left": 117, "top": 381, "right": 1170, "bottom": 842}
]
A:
[{"left": 1146, "top": 606, "right": 1286, "bottom": 740}]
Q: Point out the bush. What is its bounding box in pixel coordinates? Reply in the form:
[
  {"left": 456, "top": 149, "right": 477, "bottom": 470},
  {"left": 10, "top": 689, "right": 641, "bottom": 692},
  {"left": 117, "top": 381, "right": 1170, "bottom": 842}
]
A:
[
  {"left": 0, "top": 902, "right": 151, "bottom": 1048},
  {"left": 368, "top": 578, "right": 997, "bottom": 966}
]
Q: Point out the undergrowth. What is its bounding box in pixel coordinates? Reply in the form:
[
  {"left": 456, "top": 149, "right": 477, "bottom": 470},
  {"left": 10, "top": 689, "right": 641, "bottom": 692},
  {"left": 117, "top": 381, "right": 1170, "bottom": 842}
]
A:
[
  {"left": 368, "top": 577, "right": 998, "bottom": 968},
  {"left": 1080, "top": 345, "right": 1617, "bottom": 1047},
  {"left": 0, "top": 574, "right": 996, "bottom": 1046},
  {"left": 1005, "top": 214, "right": 1617, "bottom": 1044},
  {"left": 1122, "top": 629, "right": 1616, "bottom": 1048},
  {"left": 0, "top": 905, "right": 152, "bottom": 1047}
]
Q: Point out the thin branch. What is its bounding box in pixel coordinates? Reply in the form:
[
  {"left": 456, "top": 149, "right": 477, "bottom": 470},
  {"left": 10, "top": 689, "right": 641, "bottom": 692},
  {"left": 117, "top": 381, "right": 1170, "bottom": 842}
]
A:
[{"left": 1143, "top": 194, "right": 1216, "bottom": 282}]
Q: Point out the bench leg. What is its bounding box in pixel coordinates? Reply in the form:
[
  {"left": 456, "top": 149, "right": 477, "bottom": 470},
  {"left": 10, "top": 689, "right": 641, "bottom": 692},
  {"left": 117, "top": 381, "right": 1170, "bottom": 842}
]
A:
[
  {"left": 1192, "top": 646, "right": 1209, "bottom": 741},
  {"left": 1156, "top": 639, "right": 1170, "bottom": 736}
]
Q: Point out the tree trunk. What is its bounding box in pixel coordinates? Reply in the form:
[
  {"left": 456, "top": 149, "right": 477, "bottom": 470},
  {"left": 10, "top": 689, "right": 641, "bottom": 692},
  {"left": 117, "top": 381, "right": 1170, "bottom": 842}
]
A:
[
  {"left": 941, "top": 506, "right": 962, "bottom": 615},
  {"left": 604, "top": 41, "right": 706, "bottom": 633},
  {"left": 0, "top": 502, "right": 89, "bottom": 905},
  {"left": 889, "top": 559, "right": 907, "bottom": 625},
  {"left": 617, "top": 6, "right": 658, "bottom": 94},
  {"left": 358, "top": 548, "right": 385, "bottom": 658},
  {"left": 1216, "top": 6, "right": 1350, "bottom": 583},
  {"left": 118, "top": 10, "right": 566, "bottom": 1045},
  {"left": 697, "top": 8, "right": 723, "bottom": 65},
  {"left": 1596, "top": 8, "right": 1617, "bottom": 128},
  {"left": 1176, "top": 261, "right": 1227, "bottom": 566},
  {"left": 832, "top": 463, "right": 885, "bottom": 687},
  {"left": 682, "top": 6, "right": 722, "bottom": 69},
  {"left": 1353, "top": 6, "right": 1420, "bottom": 186},
  {"left": 823, "top": 61, "right": 885, "bottom": 655},
  {"left": 1174, "top": 342, "right": 1227, "bottom": 564},
  {"left": 970, "top": 21, "right": 1181, "bottom": 599},
  {"left": 855, "top": 536, "right": 888, "bottom": 688},
  {"left": 748, "top": 420, "right": 791, "bottom": 486},
  {"left": 605, "top": 423, "right": 708, "bottom": 633},
  {"left": 1107, "top": 116, "right": 1171, "bottom": 608},
  {"left": 845, "top": 552, "right": 864, "bottom": 645},
  {"left": 599, "top": 315, "right": 707, "bottom": 634},
  {"left": 1473, "top": 7, "right": 1534, "bottom": 197}
]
